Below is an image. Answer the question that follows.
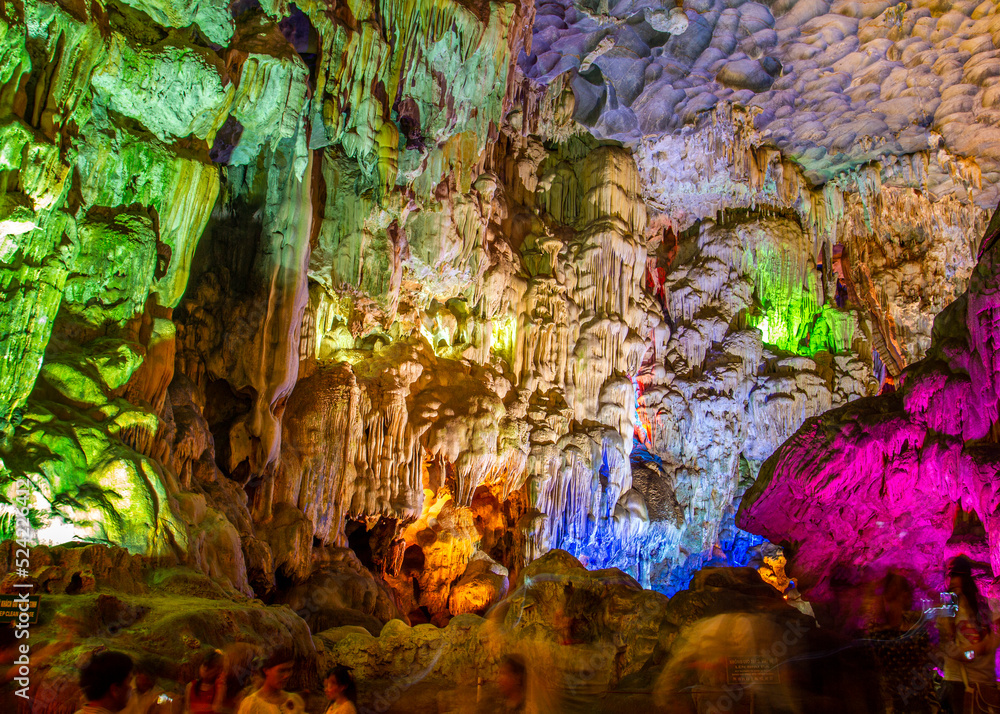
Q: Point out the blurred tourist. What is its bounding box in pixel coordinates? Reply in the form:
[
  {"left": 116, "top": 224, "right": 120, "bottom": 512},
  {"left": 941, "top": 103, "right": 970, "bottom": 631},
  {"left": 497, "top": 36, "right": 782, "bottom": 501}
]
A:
[
  {"left": 863, "top": 571, "right": 935, "bottom": 713},
  {"left": 938, "top": 556, "right": 999, "bottom": 714},
  {"left": 1, "top": 619, "right": 75, "bottom": 685},
  {"left": 185, "top": 649, "right": 224, "bottom": 714},
  {"left": 235, "top": 649, "right": 304, "bottom": 714},
  {"left": 323, "top": 665, "right": 357, "bottom": 714},
  {"left": 654, "top": 612, "right": 805, "bottom": 714},
  {"left": 476, "top": 654, "right": 528, "bottom": 714},
  {"left": 76, "top": 650, "right": 135, "bottom": 714},
  {"left": 216, "top": 644, "right": 262, "bottom": 714},
  {"left": 122, "top": 657, "right": 171, "bottom": 714},
  {"left": 495, "top": 655, "right": 527, "bottom": 713}
]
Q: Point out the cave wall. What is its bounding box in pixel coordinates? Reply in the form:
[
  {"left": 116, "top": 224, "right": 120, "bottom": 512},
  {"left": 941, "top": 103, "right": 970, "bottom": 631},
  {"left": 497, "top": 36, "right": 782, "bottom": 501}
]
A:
[
  {"left": 0, "top": 0, "right": 996, "bottom": 617},
  {"left": 739, "top": 205, "right": 1000, "bottom": 616}
]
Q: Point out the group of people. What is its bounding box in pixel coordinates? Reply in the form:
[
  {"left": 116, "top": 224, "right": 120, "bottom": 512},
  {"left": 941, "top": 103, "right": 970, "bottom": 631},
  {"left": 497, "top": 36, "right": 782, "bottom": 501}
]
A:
[
  {"left": 49, "top": 554, "right": 1000, "bottom": 714},
  {"left": 72, "top": 647, "right": 528, "bottom": 714},
  {"left": 73, "top": 647, "right": 358, "bottom": 714}
]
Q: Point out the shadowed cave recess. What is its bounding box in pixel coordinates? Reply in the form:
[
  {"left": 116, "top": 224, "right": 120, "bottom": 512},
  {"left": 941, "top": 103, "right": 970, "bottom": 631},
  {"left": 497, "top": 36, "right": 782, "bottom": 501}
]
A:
[{"left": 3, "top": 0, "right": 1000, "bottom": 710}]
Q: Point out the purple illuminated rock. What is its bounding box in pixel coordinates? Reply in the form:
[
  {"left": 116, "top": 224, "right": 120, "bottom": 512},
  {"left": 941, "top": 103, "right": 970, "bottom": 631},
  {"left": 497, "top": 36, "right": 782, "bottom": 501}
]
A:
[{"left": 715, "top": 58, "right": 775, "bottom": 92}]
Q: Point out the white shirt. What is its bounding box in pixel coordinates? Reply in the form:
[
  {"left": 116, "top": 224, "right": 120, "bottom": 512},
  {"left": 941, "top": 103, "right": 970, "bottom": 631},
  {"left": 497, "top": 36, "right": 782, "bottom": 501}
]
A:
[
  {"left": 235, "top": 689, "right": 305, "bottom": 714},
  {"left": 943, "top": 601, "right": 997, "bottom": 683},
  {"left": 121, "top": 686, "right": 167, "bottom": 714},
  {"left": 326, "top": 701, "right": 358, "bottom": 714}
]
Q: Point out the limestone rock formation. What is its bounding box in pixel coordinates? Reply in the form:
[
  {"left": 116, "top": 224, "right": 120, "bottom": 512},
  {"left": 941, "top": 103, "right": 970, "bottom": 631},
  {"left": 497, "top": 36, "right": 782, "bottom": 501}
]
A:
[
  {"left": 310, "top": 553, "right": 882, "bottom": 713},
  {"left": 739, "top": 202, "right": 1000, "bottom": 609},
  {"left": 320, "top": 549, "right": 671, "bottom": 711},
  {"left": 0, "top": 0, "right": 995, "bottom": 638}
]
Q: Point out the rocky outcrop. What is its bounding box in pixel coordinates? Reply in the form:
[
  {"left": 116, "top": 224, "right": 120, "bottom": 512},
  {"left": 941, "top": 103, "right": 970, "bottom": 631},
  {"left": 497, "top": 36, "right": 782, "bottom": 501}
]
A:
[
  {"left": 623, "top": 215, "right": 878, "bottom": 593},
  {"left": 523, "top": 0, "right": 995, "bottom": 374},
  {"left": 524, "top": 0, "right": 1000, "bottom": 200},
  {"left": 739, "top": 202, "right": 1000, "bottom": 606},
  {"left": 312, "top": 552, "right": 882, "bottom": 713},
  {"left": 0, "top": 542, "right": 318, "bottom": 713},
  {"left": 320, "top": 549, "right": 671, "bottom": 711}
]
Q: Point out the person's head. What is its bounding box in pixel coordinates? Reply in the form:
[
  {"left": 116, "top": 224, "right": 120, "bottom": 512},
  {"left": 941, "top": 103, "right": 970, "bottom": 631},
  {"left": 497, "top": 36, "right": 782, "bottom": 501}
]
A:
[
  {"left": 883, "top": 572, "right": 912, "bottom": 603},
  {"left": 882, "top": 572, "right": 912, "bottom": 610},
  {"left": 497, "top": 654, "right": 526, "bottom": 701},
  {"left": 261, "top": 648, "right": 294, "bottom": 692},
  {"left": 324, "top": 665, "right": 357, "bottom": 703},
  {"left": 198, "top": 649, "right": 224, "bottom": 683},
  {"left": 134, "top": 657, "right": 158, "bottom": 693},
  {"left": 949, "top": 555, "right": 973, "bottom": 592},
  {"left": 948, "top": 555, "right": 990, "bottom": 629},
  {"left": 80, "top": 650, "right": 134, "bottom": 711}
]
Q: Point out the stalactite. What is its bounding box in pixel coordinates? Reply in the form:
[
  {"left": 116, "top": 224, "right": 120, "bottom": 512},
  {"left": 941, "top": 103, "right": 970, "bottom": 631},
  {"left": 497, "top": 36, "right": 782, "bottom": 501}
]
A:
[
  {"left": 4, "top": 0, "right": 997, "bottom": 632},
  {"left": 741, "top": 203, "right": 1000, "bottom": 599}
]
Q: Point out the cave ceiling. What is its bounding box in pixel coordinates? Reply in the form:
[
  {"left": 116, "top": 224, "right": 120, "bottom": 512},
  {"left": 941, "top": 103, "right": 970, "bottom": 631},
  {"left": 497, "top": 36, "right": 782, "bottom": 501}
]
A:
[{"left": 0, "top": 0, "right": 998, "bottom": 612}]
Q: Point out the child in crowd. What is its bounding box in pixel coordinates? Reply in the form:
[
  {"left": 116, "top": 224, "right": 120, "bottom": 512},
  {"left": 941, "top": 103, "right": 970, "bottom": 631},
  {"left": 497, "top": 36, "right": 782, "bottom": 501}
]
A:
[
  {"left": 236, "top": 649, "right": 304, "bottom": 714},
  {"left": 185, "top": 649, "right": 224, "bottom": 714},
  {"left": 323, "top": 665, "right": 357, "bottom": 714}
]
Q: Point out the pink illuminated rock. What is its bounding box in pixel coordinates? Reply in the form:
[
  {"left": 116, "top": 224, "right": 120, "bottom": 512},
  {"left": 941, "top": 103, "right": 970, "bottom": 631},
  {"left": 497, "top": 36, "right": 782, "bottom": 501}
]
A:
[{"left": 739, "top": 203, "right": 1000, "bottom": 607}]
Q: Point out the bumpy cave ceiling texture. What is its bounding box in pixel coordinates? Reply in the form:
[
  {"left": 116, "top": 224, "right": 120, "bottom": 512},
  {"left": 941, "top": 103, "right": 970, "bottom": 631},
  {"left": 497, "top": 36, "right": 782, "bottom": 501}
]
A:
[{"left": 4, "top": 0, "right": 1000, "bottom": 707}]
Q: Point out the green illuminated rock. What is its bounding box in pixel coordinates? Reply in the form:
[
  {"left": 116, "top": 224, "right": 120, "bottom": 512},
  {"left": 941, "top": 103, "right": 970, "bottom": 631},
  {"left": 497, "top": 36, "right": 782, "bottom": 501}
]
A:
[
  {"left": 0, "top": 413, "right": 182, "bottom": 553},
  {"left": 0, "top": 0, "right": 538, "bottom": 578},
  {"left": 63, "top": 210, "right": 159, "bottom": 326},
  {"left": 1, "top": 334, "right": 181, "bottom": 553},
  {"left": 229, "top": 50, "right": 310, "bottom": 168},
  {"left": 91, "top": 33, "right": 232, "bottom": 143},
  {"left": 0, "top": 209, "right": 74, "bottom": 423},
  {"left": 75, "top": 114, "right": 219, "bottom": 308},
  {"left": 41, "top": 339, "right": 146, "bottom": 403},
  {"left": 117, "top": 0, "right": 234, "bottom": 45},
  {"left": 0, "top": 14, "right": 28, "bottom": 118}
]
